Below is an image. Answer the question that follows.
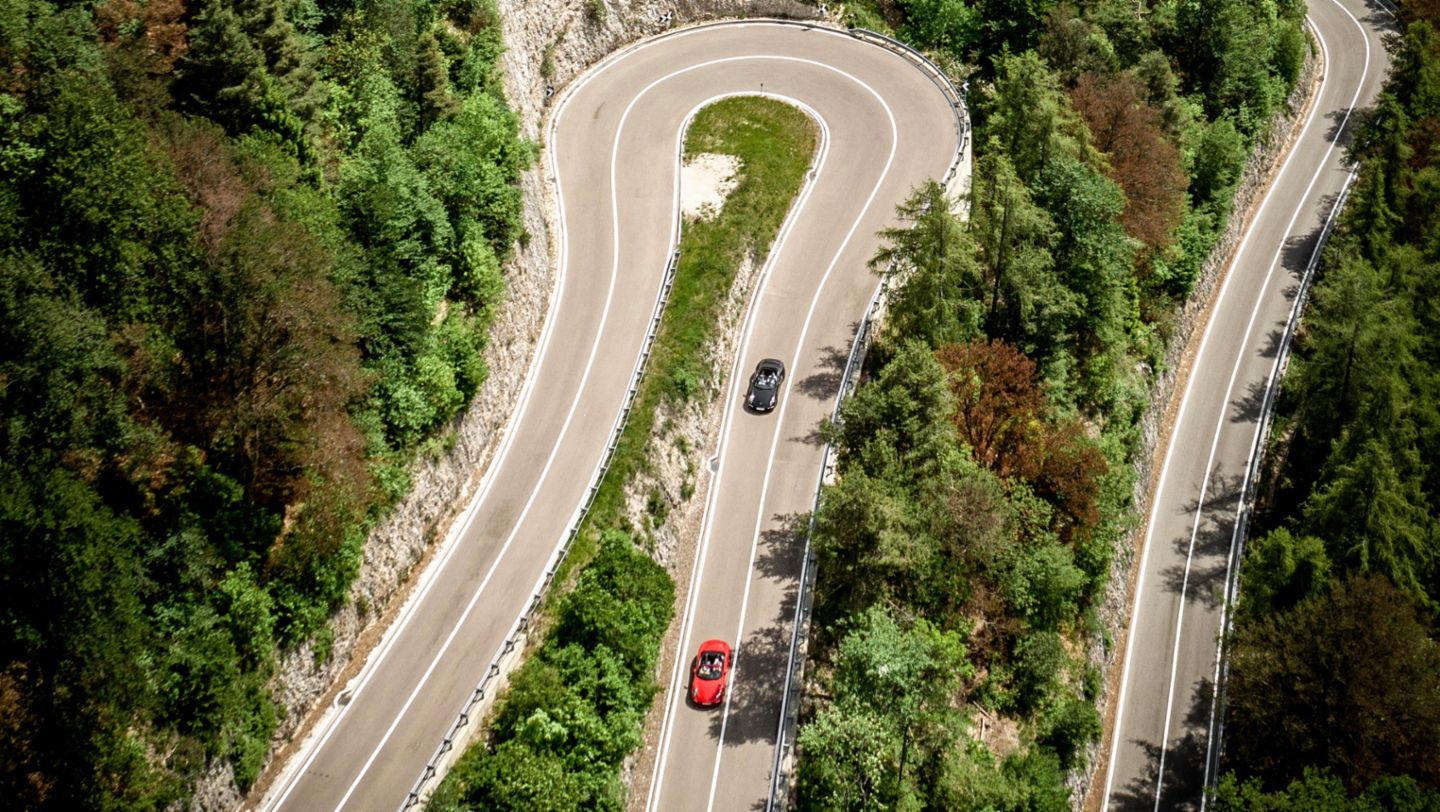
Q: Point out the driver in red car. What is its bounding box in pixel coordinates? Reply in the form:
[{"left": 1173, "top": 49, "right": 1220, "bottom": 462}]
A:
[{"left": 690, "top": 639, "right": 732, "bottom": 706}]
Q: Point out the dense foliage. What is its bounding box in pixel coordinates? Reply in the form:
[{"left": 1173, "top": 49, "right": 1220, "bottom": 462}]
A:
[
  {"left": 796, "top": 0, "right": 1308, "bottom": 807},
  {"left": 0, "top": 0, "right": 528, "bottom": 806},
  {"left": 1221, "top": 6, "right": 1440, "bottom": 806}
]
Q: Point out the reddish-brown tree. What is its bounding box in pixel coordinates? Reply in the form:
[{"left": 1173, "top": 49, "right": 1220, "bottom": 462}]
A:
[
  {"left": 1070, "top": 71, "right": 1187, "bottom": 260},
  {"left": 1019, "top": 418, "right": 1105, "bottom": 543},
  {"left": 95, "top": 0, "right": 188, "bottom": 72},
  {"left": 935, "top": 340, "right": 1106, "bottom": 542},
  {"left": 935, "top": 340, "right": 1044, "bottom": 478}
]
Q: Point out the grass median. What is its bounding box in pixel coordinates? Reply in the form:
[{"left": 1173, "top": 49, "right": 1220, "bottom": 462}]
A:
[{"left": 428, "top": 95, "right": 817, "bottom": 810}]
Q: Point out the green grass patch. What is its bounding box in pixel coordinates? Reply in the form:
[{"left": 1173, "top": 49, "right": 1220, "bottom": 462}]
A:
[
  {"left": 557, "top": 95, "right": 817, "bottom": 579},
  {"left": 428, "top": 96, "right": 816, "bottom": 810}
]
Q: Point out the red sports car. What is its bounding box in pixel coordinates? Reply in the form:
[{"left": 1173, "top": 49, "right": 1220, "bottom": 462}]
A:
[{"left": 690, "top": 639, "right": 732, "bottom": 706}]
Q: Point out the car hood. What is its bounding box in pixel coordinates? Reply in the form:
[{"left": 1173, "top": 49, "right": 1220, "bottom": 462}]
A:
[{"left": 692, "top": 676, "right": 724, "bottom": 705}]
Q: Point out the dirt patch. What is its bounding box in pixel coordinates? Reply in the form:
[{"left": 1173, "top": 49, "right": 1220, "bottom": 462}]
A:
[{"left": 682, "top": 153, "right": 741, "bottom": 221}]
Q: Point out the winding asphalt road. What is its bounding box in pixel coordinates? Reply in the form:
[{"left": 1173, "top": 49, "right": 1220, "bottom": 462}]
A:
[
  {"left": 259, "top": 21, "right": 960, "bottom": 812},
  {"left": 1102, "top": 0, "right": 1394, "bottom": 809},
  {"left": 259, "top": 1, "right": 1385, "bottom": 806},
  {"left": 627, "top": 25, "right": 960, "bottom": 812}
]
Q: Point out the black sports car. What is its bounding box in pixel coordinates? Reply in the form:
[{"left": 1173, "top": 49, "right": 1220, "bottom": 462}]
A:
[{"left": 745, "top": 358, "right": 786, "bottom": 412}]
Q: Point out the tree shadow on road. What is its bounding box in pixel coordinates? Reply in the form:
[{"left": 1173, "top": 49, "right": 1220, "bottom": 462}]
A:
[
  {"left": 794, "top": 341, "right": 849, "bottom": 402},
  {"left": 753, "top": 511, "right": 808, "bottom": 582},
  {"left": 709, "top": 616, "right": 791, "bottom": 746},
  {"left": 1230, "top": 377, "right": 1270, "bottom": 427},
  {"left": 1324, "top": 107, "right": 1359, "bottom": 148},
  {"left": 1106, "top": 679, "right": 1216, "bottom": 812},
  {"left": 707, "top": 511, "right": 810, "bottom": 748},
  {"left": 1160, "top": 467, "right": 1243, "bottom": 610},
  {"left": 1357, "top": 0, "right": 1401, "bottom": 37}
]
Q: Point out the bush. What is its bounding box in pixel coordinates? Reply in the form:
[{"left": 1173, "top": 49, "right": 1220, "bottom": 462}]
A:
[{"left": 439, "top": 532, "right": 671, "bottom": 810}]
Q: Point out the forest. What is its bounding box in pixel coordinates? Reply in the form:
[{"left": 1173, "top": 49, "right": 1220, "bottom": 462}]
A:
[
  {"left": 792, "top": 0, "right": 1310, "bottom": 807},
  {"left": 0, "top": 0, "right": 529, "bottom": 807},
  {"left": 1213, "top": 2, "right": 1440, "bottom": 808}
]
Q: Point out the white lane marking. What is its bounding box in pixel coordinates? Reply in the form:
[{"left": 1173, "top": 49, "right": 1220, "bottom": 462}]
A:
[
  {"left": 1099, "top": 2, "right": 1371, "bottom": 808},
  {"left": 1099, "top": 11, "right": 1334, "bottom": 809},
  {"left": 697, "top": 80, "right": 902, "bottom": 812},
  {"left": 701, "top": 102, "right": 897, "bottom": 809},
  {"left": 1199, "top": 0, "right": 1385, "bottom": 805},
  {"left": 647, "top": 59, "right": 919, "bottom": 812},
  {"left": 265, "top": 21, "right": 945, "bottom": 812},
  {"left": 331, "top": 44, "right": 660, "bottom": 812},
  {"left": 1198, "top": 161, "right": 1357, "bottom": 806},
  {"left": 265, "top": 29, "right": 591, "bottom": 812},
  {"left": 338, "top": 49, "right": 855, "bottom": 812},
  {"left": 644, "top": 91, "right": 830, "bottom": 812}
]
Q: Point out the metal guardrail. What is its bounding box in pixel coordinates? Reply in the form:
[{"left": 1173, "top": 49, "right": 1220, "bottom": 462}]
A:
[
  {"left": 399, "top": 248, "right": 680, "bottom": 811},
  {"left": 765, "top": 32, "right": 970, "bottom": 812},
  {"left": 764, "top": 274, "right": 888, "bottom": 812},
  {"left": 1203, "top": 0, "right": 1397, "bottom": 796},
  {"left": 847, "top": 28, "right": 970, "bottom": 193},
  {"left": 1203, "top": 166, "right": 1358, "bottom": 795}
]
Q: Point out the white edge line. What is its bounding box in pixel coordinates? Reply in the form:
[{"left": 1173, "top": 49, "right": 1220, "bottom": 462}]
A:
[
  {"left": 701, "top": 76, "right": 901, "bottom": 812},
  {"left": 1197, "top": 162, "right": 1358, "bottom": 808},
  {"left": 646, "top": 89, "right": 831, "bottom": 812},
  {"left": 1150, "top": 13, "right": 1370, "bottom": 806},
  {"left": 260, "top": 20, "right": 953, "bottom": 812},
  {"left": 1100, "top": 10, "right": 1348, "bottom": 808},
  {"left": 263, "top": 30, "right": 587, "bottom": 812},
  {"left": 330, "top": 33, "right": 657, "bottom": 810},
  {"left": 1199, "top": 0, "right": 1389, "bottom": 803}
]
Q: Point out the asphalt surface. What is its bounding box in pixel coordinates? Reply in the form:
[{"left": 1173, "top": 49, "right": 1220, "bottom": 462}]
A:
[
  {"left": 1102, "top": 0, "right": 1394, "bottom": 809},
  {"left": 632, "top": 26, "right": 959, "bottom": 812},
  {"left": 259, "top": 21, "right": 959, "bottom": 812}
]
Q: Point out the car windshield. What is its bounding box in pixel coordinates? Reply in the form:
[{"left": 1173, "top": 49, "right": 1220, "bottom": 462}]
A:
[{"left": 697, "top": 651, "right": 725, "bottom": 680}]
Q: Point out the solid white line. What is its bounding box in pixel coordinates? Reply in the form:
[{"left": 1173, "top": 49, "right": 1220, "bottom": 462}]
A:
[
  {"left": 1100, "top": 8, "right": 1354, "bottom": 808},
  {"left": 265, "top": 36, "right": 590, "bottom": 812},
  {"left": 330, "top": 49, "right": 649, "bottom": 812},
  {"left": 1197, "top": 161, "right": 1358, "bottom": 807},
  {"left": 701, "top": 83, "right": 900, "bottom": 812},
  {"left": 648, "top": 55, "right": 921, "bottom": 812},
  {"left": 1198, "top": 0, "right": 1380, "bottom": 804},
  {"left": 265, "top": 21, "right": 950, "bottom": 812},
  {"left": 645, "top": 89, "right": 832, "bottom": 812},
  {"left": 645, "top": 43, "right": 950, "bottom": 808}
]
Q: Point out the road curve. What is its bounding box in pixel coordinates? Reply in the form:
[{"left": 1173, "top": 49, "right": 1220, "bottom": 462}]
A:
[
  {"left": 258, "top": 21, "right": 960, "bottom": 812},
  {"left": 622, "top": 26, "right": 962, "bottom": 812},
  {"left": 1102, "top": 0, "right": 1394, "bottom": 809}
]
